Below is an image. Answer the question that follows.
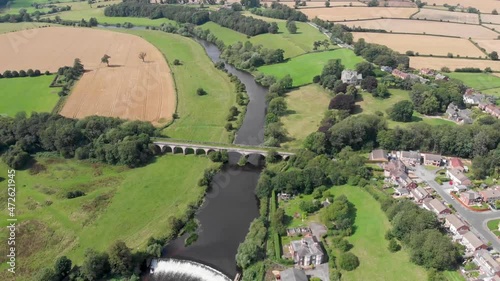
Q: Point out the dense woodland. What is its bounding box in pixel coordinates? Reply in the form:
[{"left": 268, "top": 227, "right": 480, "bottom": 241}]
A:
[
  {"left": 104, "top": 0, "right": 209, "bottom": 25},
  {"left": 210, "top": 8, "right": 272, "bottom": 36},
  {"left": 250, "top": 2, "right": 308, "bottom": 22},
  {"left": 0, "top": 114, "right": 157, "bottom": 169}
]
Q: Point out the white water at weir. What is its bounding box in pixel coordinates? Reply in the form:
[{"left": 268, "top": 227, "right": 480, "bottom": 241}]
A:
[{"left": 150, "top": 259, "right": 232, "bottom": 281}]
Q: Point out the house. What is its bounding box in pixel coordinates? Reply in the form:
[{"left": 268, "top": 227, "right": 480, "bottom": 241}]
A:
[
  {"left": 289, "top": 237, "right": 325, "bottom": 267},
  {"left": 446, "top": 169, "right": 472, "bottom": 187},
  {"left": 445, "top": 214, "right": 470, "bottom": 235},
  {"left": 473, "top": 249, "right": 500, "bottom": 277},
  {"left": 461, "top": 231, "right": 487, "bottom": 252},
  {"left": 383, "top": 159, "right": 406, "bottom": 178},
  {"left": 460, "top": 190, "right": 482, "bottom": 206},
  {"left": 408, "top": 73, "right": 430, "bottom": 84},
  {"left": 463, "top": 91, "right": 485, "bottom": 105},
  {"left": 397, "top": 150, "right": 421, "bottom": 166},
  {"left": 410, "top": 186, "right": 431, "bottom": 203},
  {"left": 483, "top": 104, "right": 500, "bottom": 119},
  {"left": 369, "top": 149, "right": 388, "bottom": 162},
  {"left": 423, "top": 198, "right": 451, "bottom": 216},
  {"left": 341, "top": 70, "right": 362, "bottom": 85},
  {"left": 480, "top": 187, "right": 500, "bottom": 204},
  {"left": 435, "top": 73, "right": 448, "bottom": 80},
  {"left": 453, "top": 185, "right": 468, "bottom": 192},
  {"left": 446, "top": 103, "right": 473, "bottom": 124},
  {"left": 394, "top": 187, "right": 410, "bottom": 196},
  {"left": 287, "top": 227, "right": 312, "bottom": 237},
  {"left": 449, "top": 158, "right": 465, "bottom": 172},
  {"left": 422, "top": 153, "right": 442, "bottom": 166},
  {"left": 381, "top": 66, "right": 393, "bottom": 72},
  {"left": 392, "top": 69, "right": 409, "bottom": 80},
  {"left": 420, "top": 68, "right": 436, "bottom": 76},
  {"left": 278, "top": 268, "right": 308, "bottom": 281}
]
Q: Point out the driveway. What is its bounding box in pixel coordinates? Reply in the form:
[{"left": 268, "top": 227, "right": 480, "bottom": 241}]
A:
[
  {"left": 415, "top": 166, "right": 500, "bottom": 251},
  {"left": 305, "top": 263, "right": 329, "bottom": 281}
]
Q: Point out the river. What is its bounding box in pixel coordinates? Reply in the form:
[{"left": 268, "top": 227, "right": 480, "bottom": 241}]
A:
[{"left": 159, "top": 39, "right": 269, "bottom": 279}]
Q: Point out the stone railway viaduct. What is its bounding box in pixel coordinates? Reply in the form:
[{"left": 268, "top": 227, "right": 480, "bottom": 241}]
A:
[{"left": 153, "top": 140, "right": 295, "bottom": 159}]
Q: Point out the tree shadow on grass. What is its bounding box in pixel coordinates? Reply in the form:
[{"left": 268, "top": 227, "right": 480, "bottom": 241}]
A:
[{"left": 410, "top": 115, "right": 423, "bottom": 122}]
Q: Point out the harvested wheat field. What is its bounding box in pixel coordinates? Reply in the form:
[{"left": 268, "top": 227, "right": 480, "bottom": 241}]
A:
[
  {"left": 410, "top": 57, "right": 500, "bottom": 71},
  {"left": 424, "top": 0, "right": 499, "bottom": 13},
  {"left": 481, "top": 14, "right": 500, "bottom": 24},
  {"left": 301, "top": 7, "right": 418, "bottom": 21},
  {"left": 0, "top": 27, "right": 175, "bottom": 125},
  {"left": 475, "top": 39, "right": 500, "bottom": 54},
  {"left": 341, "top": 19, "right": 499, "bottom": 39},
  {"left": 412, "top": 8, "right": 479, "bottom": 24},
  {"left": 377, "top": 0, "right": 416, "bottom": 7},
  {"left": 353, "top": 32, "right": 485, "bottom": 57},
  {"left": 483, "top": 24, "right": 500, "bottom": 31},
  {"left": 276, "top": 1, "right": 367, "bottom": 7}
]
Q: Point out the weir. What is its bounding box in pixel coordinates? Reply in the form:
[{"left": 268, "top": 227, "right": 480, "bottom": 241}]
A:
[{"left": 150, "top": 259, "right": 231, "bottom": 281}]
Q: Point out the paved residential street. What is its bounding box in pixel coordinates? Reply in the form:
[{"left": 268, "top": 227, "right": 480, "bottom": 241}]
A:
[{"left": 415, "top": 166, "right": 500, "bottom": 251}]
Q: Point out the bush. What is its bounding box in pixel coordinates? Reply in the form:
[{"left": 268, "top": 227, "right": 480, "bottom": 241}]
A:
[
  {"left": 339, "top": 252, "right": 360, "bottom": 271},
  {"left": 173, "top": 59, "right": 181, "bottom": 65},
  {"left": 19, "top": 70, "right": 27, "bottom": 77},
  {"left": 388, "top": 238, "right": 401, "bottom": 252},
  {"left": 45, "top": 70, "right": 51, "bottom": 75},
  {"left": 196, "top": 88, "right": 207, "bottom": 96},
  {"left": 66, "top": 190, "right": 85, "bottom": 199}
]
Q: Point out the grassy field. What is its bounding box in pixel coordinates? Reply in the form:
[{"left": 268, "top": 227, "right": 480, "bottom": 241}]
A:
[
  {"left": 328, "top": 185, "right": 428, "bottom": 281},
  {"left": 281, "top": 85, "right": 331, "bottom": 149},
  {"left": 0, "top": 155, "right": 213, "bottom": 280},
  {"left": 116, "top": 29, "right": 236, "bottom": 143},
  {"left": 444, "top": 270, "right": 467, "bottom": 281},
  {"left": 0, "top": 22, "right": 59, "bottom": 34},
  {"left": 201, "top": 20, "right": 331, "bottom": 58},
  {"left": 355, "top": 89, "right": 456, "bottom": 128},
  {"left": 0, "top": 75, "right": 59, "bottom": 117},
  {"left": 448, "top": 72, "right": 500, "bottom": 91},
  {"left": 39, "top": 1, "right": 176, "bottom": 26},
  {"left": 480, "top": 87, "right": 500, "bottom": 98},
  {"left": 487, "top": 219, "right": 500, "bottom": 237},
  {"left": 258, "top": 49, "right": 365, "bottom": 86}
]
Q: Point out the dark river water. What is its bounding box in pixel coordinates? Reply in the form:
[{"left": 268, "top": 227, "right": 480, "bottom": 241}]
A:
[{"left": 162, "top": 39, "right": 269, "bottom": 278}]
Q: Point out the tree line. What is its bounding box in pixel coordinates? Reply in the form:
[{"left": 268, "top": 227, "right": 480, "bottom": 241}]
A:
[
  {"left": 0, "top": 114, "right": 157, "bottom": 169},
  {"left": 210, "top": 8, "right": 273, "bottom": 36},
  {"left": 104, "top": 0, "right": 209, "bottom": 25},
  {"left": 250, "top": 2, "right": 308, "bottom": 22},
  {"left": 221, "top": 41, "right": 285, "bottom": 70},
  {"left": 1, "top": 69, "right": 44, "bottom": 78},
  {"left": 366, "top": 187, "right": 461, "bottom": 272}
]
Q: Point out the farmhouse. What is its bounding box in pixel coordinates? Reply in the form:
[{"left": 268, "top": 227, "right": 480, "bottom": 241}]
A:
[
  {"left": 410, "top": 186, "right": 431, "bottom": 203},
  {"left": 341, "top": 70, "right": 362, "bottom": 85},
  {"left": 445, "top": 214, "right": 470, "bottom": 235},
  {"left": 397, "top": 150, "right": 421, "bottom": 166},
  {"left": 461, "top": 231, "right": 487, "bottom": 252},
  {"left": 446, "top": 169, "right": 472, "bottom": 187},
  {"left": 473, "top": 249, "right": 500, "bottom": 277},
  {"left": 278, "top": 268, "right": 308, "bottom": 281},
  {"left": 289, "top": 237, "right": 325, "bottom": 267},
  {"left": 449, "top": 158, "right": 465, "bottom": 172},
  {"left": 446, "top": 103, "right": 472, "bottom": 124},
  {"left": 460, "top": 190, "right": 481, "bottom": 206},
  {"left": 369, "top": 149, "right": 388, "bottom": 162},
  {"left": 463, "top": 90, "right": 485, "bottom": 105},
  {"left": 392, "top": 69, "right": 409, "bottom": 80},
  {"left": 423, "top": 198, "right": 451, "bottom": 217},
  {"left": 422, "top": 153, "right": 442, "bottom": 166},
  {"left": 479, "top": 187, "right": 500, "bottom": 204},
  {"left": 420, "top": 68, "right": 436, "bottom": 76}
]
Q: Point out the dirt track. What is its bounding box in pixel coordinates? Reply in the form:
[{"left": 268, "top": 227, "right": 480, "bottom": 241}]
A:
[{"left": 0, "top": 27, "right": 175, "bottom": 125}]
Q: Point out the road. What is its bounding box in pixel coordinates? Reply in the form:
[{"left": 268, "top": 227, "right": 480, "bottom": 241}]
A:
[{"left": 416, "top": 166, "right": 500, "bottom": 251}]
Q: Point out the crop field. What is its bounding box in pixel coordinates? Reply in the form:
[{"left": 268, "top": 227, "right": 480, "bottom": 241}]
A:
[
  {"left": 0, "top": 23, "right": 58, "bottom": 34},
  {"left": 475, "top": 39, "right": 500, "bottom": 54},
  {"left": 0, "top": 27, "right": 175, "bottom": 124},
  {"left": 0, "top": 26, "right": 175, "bottom": 125},
  {"left": 410, "top": 57, "right": 500, "bottom": 71},
  {"left": 447, "top": 72, "right": 500, "bottom": 91},
  {"left": 376, "top": 0, "right": 416, "bottom": 7},
  {"left": 481, "top": 14, "right": 500, "bottom": 24},
  {"left": 424, "top": 0, "right": 500, "bottom": 13},
  {"left": 201, "top": 21, "right": 330, "bottom": 58},
  {"left": 0, "top": 155, "right": 213, "bottom": 280},
  {"left": 258, "top": 49, "right": 364, "bottom": 86},
  {"left": 0, "top": 75, "right": 59, "bottom": 117},
  {"left": 301, "top": 7, "right": 418, "bottom": 21},
  {"left": 412, "top": 8, "right": 480, "bottom": 24},
  {"left": 275, "top": 1, "right": 367, "bottom": 7},
  {"left": 483, "top": 24, "right": 500, "bottom": 31},
  {"left": 353, "top": 32, "right": 484, "bottom": 57},
  {"left": 281, "top": 85, "right": 331, "bottom": 149},
  {"left": 341, "top": 19, "right": 499, "bottom": 39},
  {"left": 117, "top": 29, "right": 237, "bottom": 143},
  {"left": 328, "top": 186, "right": 427, "bottom": 281}
]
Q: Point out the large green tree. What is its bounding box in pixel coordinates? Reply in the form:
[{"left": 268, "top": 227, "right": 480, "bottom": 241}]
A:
[
  {"left": 388, "top": 100, "right": 414, "bottom": 122},
  {"left": 109, "top": 241, "right": 133, "bottom": 276}
]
